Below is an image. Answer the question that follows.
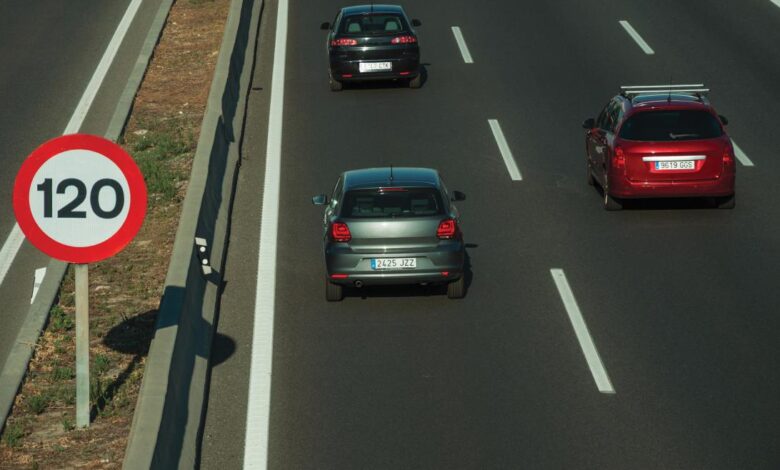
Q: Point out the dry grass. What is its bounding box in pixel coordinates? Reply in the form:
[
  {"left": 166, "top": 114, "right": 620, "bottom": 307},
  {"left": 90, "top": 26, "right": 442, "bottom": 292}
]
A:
[{"left": 0, "top": 0, "right": 230, "bottom": 467}]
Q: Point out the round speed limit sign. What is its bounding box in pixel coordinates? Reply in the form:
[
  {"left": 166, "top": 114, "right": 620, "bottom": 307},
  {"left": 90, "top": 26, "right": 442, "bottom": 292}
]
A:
[{"left": 13, "top": 134, "right": 147, "bottom": 263}]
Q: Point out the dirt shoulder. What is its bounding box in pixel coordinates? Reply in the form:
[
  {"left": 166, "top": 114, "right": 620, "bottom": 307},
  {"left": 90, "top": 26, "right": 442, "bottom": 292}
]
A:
[{"left": 0, "top": 0, "right": 230, "bottom": 467}]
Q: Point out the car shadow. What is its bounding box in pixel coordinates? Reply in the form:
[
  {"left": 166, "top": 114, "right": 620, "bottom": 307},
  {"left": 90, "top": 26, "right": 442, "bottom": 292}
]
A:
[
  {"left": 344, "top": 243, "right": 474, "bottom": 300},
  {"left": 593, "top": 184, "right": 719, "bottom": 210}
]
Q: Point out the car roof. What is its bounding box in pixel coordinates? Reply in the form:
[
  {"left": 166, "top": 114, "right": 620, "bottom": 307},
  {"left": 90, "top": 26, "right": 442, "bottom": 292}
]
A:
[
  {"left": 342, "top": 167, "right": 440, "bottom": 190},
  {"left": 341, "top": 4, "right": 405, "bottom": 16},
  {"left": 621, "top": 93, "right": 714, "bottom": 114}
]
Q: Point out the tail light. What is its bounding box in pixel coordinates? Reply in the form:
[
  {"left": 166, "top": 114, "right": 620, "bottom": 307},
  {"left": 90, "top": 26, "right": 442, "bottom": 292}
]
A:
[
  {"left": 331, "top": 38, "right": 357, "bottom": 46},
  {"left": 723, "top": 147, "right": 734, "bottom": 166},
  {"left": 437, "top": 219, "right": 457, "bottom": 239},
  {"left": 391, "top": 35, "right": 417, "bottom": 44},
  {"left": 612, "top": 146, "right": 626, "bottom": 170},
  {"left": 331, "top": 222, "right": 351, "bottom": 242}
]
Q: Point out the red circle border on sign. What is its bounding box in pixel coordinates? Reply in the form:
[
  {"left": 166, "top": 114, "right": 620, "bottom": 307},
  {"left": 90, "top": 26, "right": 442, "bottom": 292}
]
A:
[{"left": 13, "top": 134, "right": 147, "bottom": 264}]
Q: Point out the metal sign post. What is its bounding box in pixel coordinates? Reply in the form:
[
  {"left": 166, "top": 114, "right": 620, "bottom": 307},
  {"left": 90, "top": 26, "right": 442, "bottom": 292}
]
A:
[{"left": 74, "top": 264, "right": 90, "bottom": 428}]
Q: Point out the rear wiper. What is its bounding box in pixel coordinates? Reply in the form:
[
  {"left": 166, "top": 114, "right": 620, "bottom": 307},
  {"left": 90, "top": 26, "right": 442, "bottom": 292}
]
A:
[{"left": 669, "top": 133, "right": 699, "bottom": 139}]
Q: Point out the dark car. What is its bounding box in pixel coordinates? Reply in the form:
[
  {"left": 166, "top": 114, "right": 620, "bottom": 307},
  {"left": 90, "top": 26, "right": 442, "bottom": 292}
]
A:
[
  {"left": 321, "top": 4, "right": 422, "bottom": 91},
  {"left": 583, "top": 84, "right": 736, "bottom": 210},
  {"left": 312, "top": 167, "right": 466, "bottom": 301}
]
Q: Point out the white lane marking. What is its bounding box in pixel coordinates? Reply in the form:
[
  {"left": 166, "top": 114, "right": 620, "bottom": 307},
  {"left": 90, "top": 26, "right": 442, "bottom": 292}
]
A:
[
  {"left": 244, "top": 0, "right": 288, "bottom": 467},
  {"left": 772, "top": 0, "right": 780, "bottom": 8},
  {"left": 0, "top": 0, "right": 144, "bottom": 290},
  {"left": 731, "top": 140, "right": 755, "bottom": 167},
  {"left": 451, "top": 26, "right": 474, "bottom": 64},
  {"left": 31, "top": 267, "right": 47, "bottom": 304},
  {"left": 0, "top": 226, "right": 25, "bottom": 293},
  {"left": 619, "top": 20, "right": 655, "bottom": 55},
  {"left": 550, "top": 269, "right": 615, "bottom": 394},
  {"left": 488, "top": 119, "right": 522, "bottom": 181},
  {"left": 64, "top": 0, "right": 144, "bottom": 134}
]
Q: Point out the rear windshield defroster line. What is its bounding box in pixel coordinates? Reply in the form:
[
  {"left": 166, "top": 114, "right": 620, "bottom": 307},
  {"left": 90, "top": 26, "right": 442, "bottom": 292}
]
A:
[
  {"left": 619, "top": 110, "right": 723, "bottom": 141},
  {"left": 342, "top": 188, "right": 444, "bottom": 218}
]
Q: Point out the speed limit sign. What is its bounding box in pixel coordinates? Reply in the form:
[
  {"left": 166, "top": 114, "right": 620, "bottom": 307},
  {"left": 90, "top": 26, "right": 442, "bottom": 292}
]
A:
[{"left": 13, "top": 134, "right": 147, "bottom": 263}]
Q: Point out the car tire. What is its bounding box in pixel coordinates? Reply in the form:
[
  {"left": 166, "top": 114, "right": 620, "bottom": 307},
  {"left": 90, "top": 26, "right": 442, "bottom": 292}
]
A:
[
  {"left": 447, "top": 276, "right": 466, "bottom": 299},
  {"left": 329, "top": 77, "right": 343, "bottom": 92},
  {"left": 603, "top": 190, "right": 622, "bottom": 211},
  {"left": 325, "top": 278, "right": 343, "bottom": 301},
  {"left": 586, "top": 162, "right": 595, "bottom": 186},
  {"left": 717, "top": 193, "right": 736, "bottom": 209},
  {"left": 408, "top": 74, "right": 422, "bottom": 89}
]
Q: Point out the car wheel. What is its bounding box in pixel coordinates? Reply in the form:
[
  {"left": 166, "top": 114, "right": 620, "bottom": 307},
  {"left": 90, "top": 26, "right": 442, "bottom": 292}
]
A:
[
  {"left": 586, "top": 161, "right": 595, "bottom": 186},
  {"left": 325, "top": 278, "right": 343, "bottom": 301},
  {"left": 408, "top": 74, "right": 422, "bottom": 89},
  {"left": 717, "top": 193, "right": 736, "bottom": 209},
  {"left": 447, "top": 276, "right": 466, "bottom": 299},
  {"left": 603, "top": 189, "right": 622, "bottom": 211},
  {"left": 329, "top": 77, "right": 343, "bottom": 92}
]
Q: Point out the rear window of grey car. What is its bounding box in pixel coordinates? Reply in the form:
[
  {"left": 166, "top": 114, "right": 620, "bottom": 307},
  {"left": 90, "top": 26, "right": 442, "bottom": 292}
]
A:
[
  {"left": 340, "top": 14, "right": 408, "bottom": 35},
  {"left": 342, "top": 188, "right": 444, "bottom": 218},
  {"left": 619, "top": 110, "right": 723, "bottom": 141}
]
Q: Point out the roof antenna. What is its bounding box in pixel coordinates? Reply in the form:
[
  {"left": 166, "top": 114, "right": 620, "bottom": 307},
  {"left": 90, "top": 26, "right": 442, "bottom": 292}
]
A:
[{"left": 389, "top": 164, "right": 394, "bottom": 184}]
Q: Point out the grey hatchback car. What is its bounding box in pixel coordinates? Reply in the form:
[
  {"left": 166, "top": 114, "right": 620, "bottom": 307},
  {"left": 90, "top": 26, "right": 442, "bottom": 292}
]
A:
[{"left": 313, "top": 167, "right": 466, "bottom": 301}]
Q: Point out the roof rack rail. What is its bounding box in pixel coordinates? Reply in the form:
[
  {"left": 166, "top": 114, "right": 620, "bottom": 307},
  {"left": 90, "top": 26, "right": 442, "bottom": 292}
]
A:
[{"left": 620, "top": 84, "right": 709, "bottom": 98}]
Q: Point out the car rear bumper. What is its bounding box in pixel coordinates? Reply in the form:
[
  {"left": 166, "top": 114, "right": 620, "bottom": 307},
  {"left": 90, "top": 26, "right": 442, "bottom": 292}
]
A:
[
  {"left": 329, "top": 58, "right": 420, "bottom": 81},
  {"left": 609, "top": 172, "right": 735, "bottom": 199},
  {"left": 325, "top": 243, "right": 464, "bottom": 286}
]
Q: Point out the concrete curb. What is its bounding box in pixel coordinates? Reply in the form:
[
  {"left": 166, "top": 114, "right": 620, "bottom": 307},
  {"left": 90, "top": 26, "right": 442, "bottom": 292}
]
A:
[
  {"left": 123, "top": 0, "right": 262, "bottom": 467},
  {"left": 0, "top": 0, "right": 175, "bottom": 436}
]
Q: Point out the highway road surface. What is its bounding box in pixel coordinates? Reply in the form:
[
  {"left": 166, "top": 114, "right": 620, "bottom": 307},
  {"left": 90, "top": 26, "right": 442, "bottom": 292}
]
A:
[
  {"left": 201, "top": 0, "right": 780, "bottom": 468},
  {"left": 0, "top": 0, "right": 167, "bottom": 372}
]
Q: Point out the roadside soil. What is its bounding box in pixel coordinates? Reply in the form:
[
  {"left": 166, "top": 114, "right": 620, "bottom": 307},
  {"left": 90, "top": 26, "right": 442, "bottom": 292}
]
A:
[{"left": 0, "top": 0, "right": 230, "bottom": 467}]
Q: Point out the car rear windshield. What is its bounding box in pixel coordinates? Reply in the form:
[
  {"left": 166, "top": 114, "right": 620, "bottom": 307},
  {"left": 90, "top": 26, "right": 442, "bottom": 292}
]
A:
[
  {"left": 339, "top": 14, "right": 408, "bottom": 35},
  {"left": 619, "top": 110, "right": 723, "bottom": 141},
  {"left": 342, "top": 188, "right": 444, "bottom": 218}
]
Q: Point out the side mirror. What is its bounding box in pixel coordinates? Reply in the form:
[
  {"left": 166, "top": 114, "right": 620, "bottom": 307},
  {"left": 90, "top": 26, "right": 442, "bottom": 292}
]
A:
[
  {"left": 411, "top": 19, "right": 422, "bottom": 27},
  {"left": 719, "top": 114, "right": 729, "bottom": 125},
  {"left": 582, "top": 118, "right": 595, "bottom": 129},
  {"left": 451, "top": 191, "right": 466, "bottom": 201},
  {"left": 312, "top": 194, "right": 329, "bottom": 205},
  {"left": 320, "top": 22, "right": 331, "bottom": 30}
]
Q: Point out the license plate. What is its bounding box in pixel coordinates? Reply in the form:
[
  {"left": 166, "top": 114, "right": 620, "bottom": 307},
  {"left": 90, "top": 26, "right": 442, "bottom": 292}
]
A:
[
  {"left": 359, "top": 61, "right": 392, "bottom": 73},
  {"left": 655, "top": 161, "right": 695, "bottom": 170},
  {"left": 371, "top": 258, "right": 416, "bottom": 270}
]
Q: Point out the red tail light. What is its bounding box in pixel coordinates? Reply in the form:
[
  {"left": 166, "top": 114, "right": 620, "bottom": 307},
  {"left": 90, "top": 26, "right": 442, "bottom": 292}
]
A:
[
  {"left": 331, "top": 222, "right": 351, "bottom": 242},
  {"left": 331, "top": 38, "right": 358, "bottom": 46},
  {"left": 437, "top": 219, "right": 457, "bottom": 239},
  {"left": 391, "top": 35, "right": 417, "bottom": 44},
  {"left": 723, "top": 147, "right": 734, "bottom": 166},
  {"left": 612, "top": 146, "right": 626, "bottom": 169}
]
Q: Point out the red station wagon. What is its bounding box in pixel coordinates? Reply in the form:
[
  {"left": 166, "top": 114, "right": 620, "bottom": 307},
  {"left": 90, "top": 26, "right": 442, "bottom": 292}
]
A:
[{"left": 583, "top": 84, "right": 736, "bottom": 210}]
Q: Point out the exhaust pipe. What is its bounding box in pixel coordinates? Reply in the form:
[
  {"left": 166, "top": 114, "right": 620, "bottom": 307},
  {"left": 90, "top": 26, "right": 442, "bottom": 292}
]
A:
[{"left": 353, "top": 280, "right": 364, "bottom": 288}]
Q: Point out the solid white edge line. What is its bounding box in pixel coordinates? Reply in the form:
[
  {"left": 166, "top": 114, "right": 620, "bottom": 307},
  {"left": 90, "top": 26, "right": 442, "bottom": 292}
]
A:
[
  {"left": 488, "top": 119, "right": 522, "bottom": 181},
  {"left": 30, "top": 267, "right": 47, "bottom": 304},
  {"left": 451, "top": 26, "right": 474, "bottom": 64},
  {"left": 0, "top": 225, "right": 25, "bottom": 292},
  {"left": 0, "top": 0, "right": 144, "bottom": 291},
  {"left": 731, "top": 139, "right": 755, "bottom": 167},
  {"left": 550, "top": 269, "right": 615, "bottom": 394},
  {"left": 618, "top": 20, "right": 655, "bottom": 55},
  {"left": 243, "top": 0, "right": 288, "bottom": 467},
  {"left": 64, "top": 0, "right": 144, "bottom": 134}
]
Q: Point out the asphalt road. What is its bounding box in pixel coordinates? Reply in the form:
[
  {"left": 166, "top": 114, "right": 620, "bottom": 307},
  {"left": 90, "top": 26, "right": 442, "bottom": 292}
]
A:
[
  {"left": 201, "top": 0, "right": 780, "bottom": 468},
  {"left": 0, "top": 0, "right": 165, "bottom": 377}
]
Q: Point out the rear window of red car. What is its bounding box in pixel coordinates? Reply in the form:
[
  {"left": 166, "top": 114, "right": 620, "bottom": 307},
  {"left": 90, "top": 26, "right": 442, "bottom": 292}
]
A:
[
  {"left": 340, "top": 14, "right": 408, "bottom": 35},
  {"left": 619, "top": 110, "right": 723, "bottom": 141}
]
